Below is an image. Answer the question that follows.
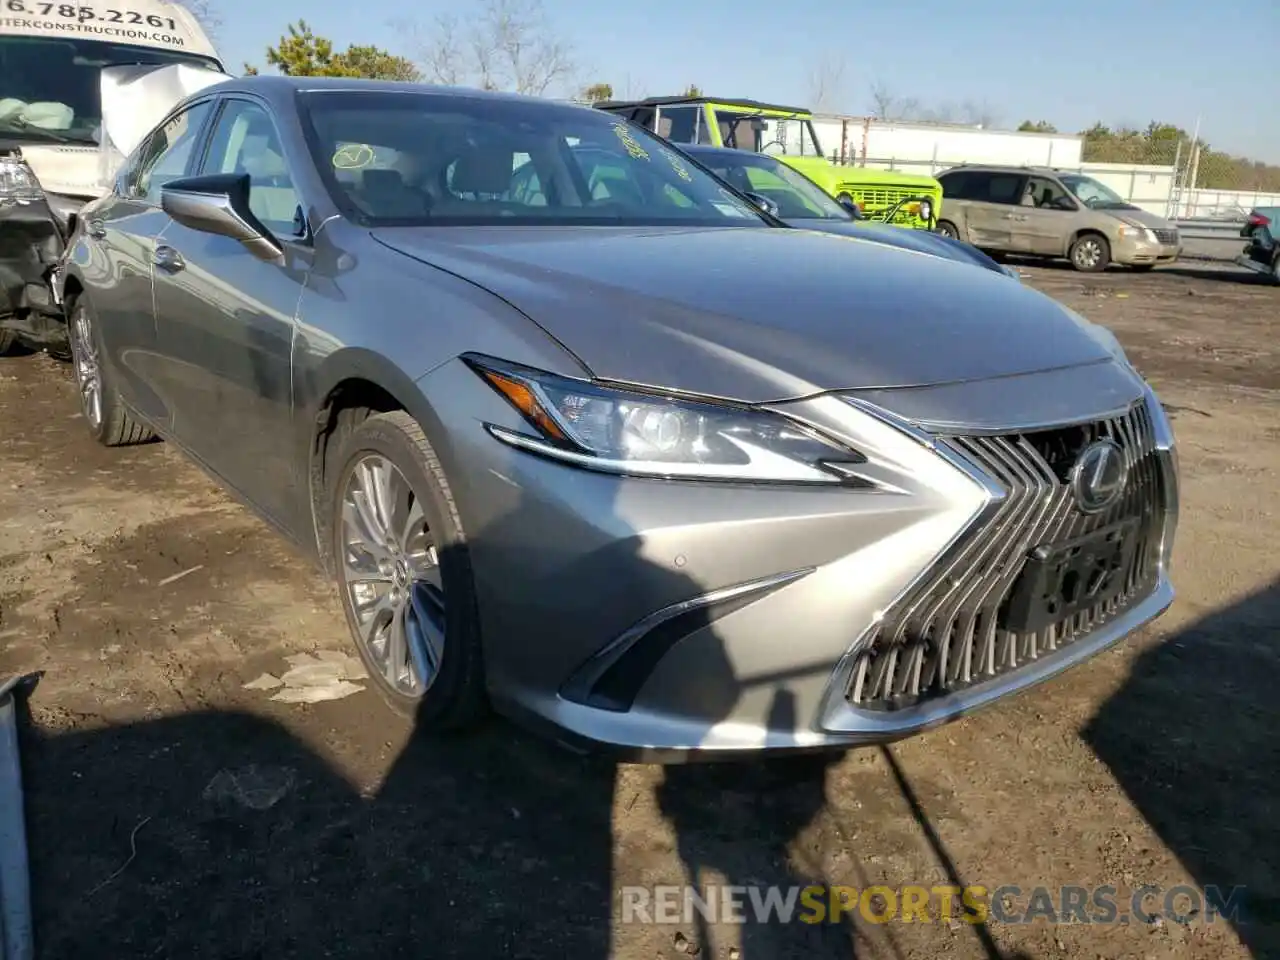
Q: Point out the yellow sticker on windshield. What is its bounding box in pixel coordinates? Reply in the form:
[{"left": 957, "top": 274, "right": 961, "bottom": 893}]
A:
[
  {"left": 333, "top": 143, "right": 375, "bottom": 170},
  {"left": 660, "top": 147, "right": 692, "bottom": 182},
  {"left": 613, "top": 122, "right": 649, "bottom": 161}
]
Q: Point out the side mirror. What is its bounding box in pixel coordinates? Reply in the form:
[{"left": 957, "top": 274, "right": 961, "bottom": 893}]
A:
[
  {"left": 160, "top": 173, "right": 283, "bottom": 262},
  {"left": 742, "top": 191, "right": 780, "bottom": 218},
  {"left": 837, "top": 195, "right": 864, "bottom": 219},
  {"left": 1050, "top": 196, "right": 1077, "bottom": 211}
]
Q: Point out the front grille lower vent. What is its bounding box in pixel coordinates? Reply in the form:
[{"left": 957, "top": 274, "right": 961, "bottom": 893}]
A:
[{"left": 846, "top": 403, "right": 1166, "bottom": 711}]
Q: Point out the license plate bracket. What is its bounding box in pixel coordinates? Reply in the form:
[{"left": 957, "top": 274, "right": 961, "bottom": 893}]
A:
[{"left": 1000, "top": 519, "right": 1140, "bottom": 634}]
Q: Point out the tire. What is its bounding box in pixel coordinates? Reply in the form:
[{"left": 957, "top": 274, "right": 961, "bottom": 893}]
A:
[
  {"left": 935, "top": 220, "right": 960, "bottom": 241},
  {"left": 0, "top": 329, "right": 17, "bottom": 355},
  {"left": 67, "top": 297, "right": 154, "bottom": 446},
  {"left": 329, "top": 410, "right": 487, "bottom": 728},
  {"left": 1069, "top": 233, "right": 1110, "bottom": 272},
  {"left": 1272, "top": 252, "right": 1280, "bottom": 285}
]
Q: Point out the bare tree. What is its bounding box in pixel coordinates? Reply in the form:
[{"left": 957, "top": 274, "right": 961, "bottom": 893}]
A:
[
  {"left": 404, "top": 0, "right": 575, "bottom": 96},
  {"left": 807, "top": 55, "right": 847, "bottom": 113},
  {"left": 867, "top": 82, "right": 1001, "bottom": 127},
  {"left": 959, "top": 98, "right": 1000, "bottom": 128},
  {"left": 868, "top": 80, "right": 896, "bottom": 119},
  {"left": 867, "top": 81, "right": 922, "bottom": 121}
]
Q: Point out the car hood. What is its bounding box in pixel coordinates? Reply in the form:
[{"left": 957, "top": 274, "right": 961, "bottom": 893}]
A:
[
  {"left": 1099, "top": 205, "right": 1175, "bottom": 230},
  {"left": 374, "top": 225, "right": 1113, "bottom": 403},
  {"left": 786, "top": 218, "right": 1000, "bottom": 271}
]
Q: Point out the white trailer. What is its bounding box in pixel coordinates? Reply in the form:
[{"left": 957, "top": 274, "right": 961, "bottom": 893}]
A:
[{"left": 811, "top": 115, "right": 1084, "bottom": 173}]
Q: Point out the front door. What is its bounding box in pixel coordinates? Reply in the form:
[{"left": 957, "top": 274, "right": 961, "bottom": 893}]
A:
[
  {"left": 78, "top": 99, "right": 215, "bottom": 430},
  {"left": 1009, "top": 175, "right": 1078, "bottom": 255},
  {"left": 151, "top": 96, "right": 310, "bottom": 530}
]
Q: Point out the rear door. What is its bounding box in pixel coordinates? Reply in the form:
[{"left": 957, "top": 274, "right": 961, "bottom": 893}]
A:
[
  {"left": 76, "top": 98, "right": 216, "bottom": 429},
  {"left": 959, "top": 171, "right": 1020, "bottom": 249}
]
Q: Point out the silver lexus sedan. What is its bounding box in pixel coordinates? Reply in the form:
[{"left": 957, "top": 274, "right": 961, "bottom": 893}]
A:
[{"left": 58, "top": 78, "right": 1178, "bottom": 760}]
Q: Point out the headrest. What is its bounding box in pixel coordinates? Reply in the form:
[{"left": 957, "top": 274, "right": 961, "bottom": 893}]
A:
[{"left": 450, "top": 146, "right": 514, "bottom": 195}]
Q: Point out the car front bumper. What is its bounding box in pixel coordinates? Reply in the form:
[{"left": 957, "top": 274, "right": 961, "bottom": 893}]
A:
[
  {"left": 420, "top": 359, "right": 1179, "bottom": 761},
  {"left": 0, "top": 191, "right": 87, "bottom": 347},
  {"left": 1113, "top": 235, "right": 1181, "bottom": 266}
]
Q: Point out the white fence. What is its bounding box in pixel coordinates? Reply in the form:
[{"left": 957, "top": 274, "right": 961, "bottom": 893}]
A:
[{"left": 1172, "top": 188, "right": 1280, "bottom": 219}]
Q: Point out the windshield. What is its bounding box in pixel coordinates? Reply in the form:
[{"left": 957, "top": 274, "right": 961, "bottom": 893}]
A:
[
  {"left": 696, "top": 151, "right": 848, "bottom": 221},
  {"left": 301, "top": 91, "right": 768, "bottom": 227},
  {"left": 0, "top": 35, "right": 218, "bottom": 144},
  {"left": 1059, "top": 173, "right": 1129, "bottom": 210},
  {"left": 715, "top": 110, "right": 824, "bottom": 158}
]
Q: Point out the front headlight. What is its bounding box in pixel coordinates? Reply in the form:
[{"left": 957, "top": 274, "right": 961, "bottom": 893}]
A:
[
  {"left": 917, "top": 199, "right": 933, "bottom": 222},
  {"left": 0, "top": 156, "right": 45, "bottom": 202},
  {"left": 1117, "top": 221, "right": 1156, "bottom": 243},
  {"left": 468, "top": 357, "right": 867, "bottom": 484}
]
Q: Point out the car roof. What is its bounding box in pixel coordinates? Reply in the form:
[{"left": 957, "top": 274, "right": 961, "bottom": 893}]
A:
[
  {"left": 679, "top": 145, "right": 764, "bottom": 159},
  {"left": 940, "top": 163, "right": 1062, "bottom": 176},
  {"left": 594, "top": 95, "right": 810, "bottom": 114},
  {"left": 199, "top": 75, "right": 597, "bottom": 109}
]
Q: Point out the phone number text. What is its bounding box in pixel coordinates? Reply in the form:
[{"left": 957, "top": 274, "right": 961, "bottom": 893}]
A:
[{"left": 3, "top": 0, "right": 177, "bottom": 29}]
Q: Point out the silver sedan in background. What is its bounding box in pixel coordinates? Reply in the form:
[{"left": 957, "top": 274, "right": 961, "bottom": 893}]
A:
[{"left": 58, "top": 78, "right": 1178, "bottom": 760}]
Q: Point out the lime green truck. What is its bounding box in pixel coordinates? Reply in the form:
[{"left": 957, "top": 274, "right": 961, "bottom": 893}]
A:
[{"left": 593, "top": 95, "right": 942, "bottom": 230}]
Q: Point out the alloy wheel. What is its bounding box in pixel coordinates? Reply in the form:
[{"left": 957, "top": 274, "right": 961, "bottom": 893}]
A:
[
  {"left": 71, "top": 307, "right": 102, "bottom": 429},
  {"left": 1074, "top": 238, "right": 1103, "bottom": 270},
  {"left": 339, "top": 453, "right": 445, "bottom": 698}
]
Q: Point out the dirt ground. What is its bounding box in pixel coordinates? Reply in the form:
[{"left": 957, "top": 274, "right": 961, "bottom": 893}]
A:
[{"left": 1, "top": 261, "right": 1277, "bottom": 960}]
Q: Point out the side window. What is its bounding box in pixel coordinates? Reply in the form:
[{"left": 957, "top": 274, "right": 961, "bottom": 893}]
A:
[
  {"left": 1025, "top": 176, "right": 1072, "bottom": 210},
  {"left": 629, "top": 106, "right": 656, "bottom": 130},
  {"left": 744, "top": 166, "right": 822, "bottom": 217},
  {"left": 132, "top": 100, "right": 214, "bottom": 204},
  {"left": 696, "top": 107, "right": 714, "bottom": 144},
  {"left": 983, "top": 173, "right": 1025, "bottom": 206},
  {"left": 655, "top": 106, "right": 698, "bottom": 143},
  {"left": 200, "top": 100, "right": 302, "bottom": 237},
  {"left": 509, "top": 152, "right": 546, "bottom": 206},
  {"left": 939, "top": 171, "right": 972, "bottom": 200}
]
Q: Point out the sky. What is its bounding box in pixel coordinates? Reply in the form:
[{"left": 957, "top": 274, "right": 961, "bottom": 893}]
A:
[{"left": 211, "top": 0, "right": 1280, "bottom": 165}]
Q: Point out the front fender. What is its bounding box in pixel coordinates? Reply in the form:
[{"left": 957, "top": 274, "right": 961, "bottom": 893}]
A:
[{"left": 291, "top": 224, "right": 591, "bottom": 561}]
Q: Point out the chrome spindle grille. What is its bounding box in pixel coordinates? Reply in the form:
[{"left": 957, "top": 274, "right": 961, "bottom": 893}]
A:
[{"left": 847, "top": 402, "right": 1167, "bottom": 711}]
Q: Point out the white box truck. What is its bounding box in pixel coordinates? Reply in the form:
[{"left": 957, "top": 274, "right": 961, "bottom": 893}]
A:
[{"left": 0, "top": 0, "right": 225, "bottom": 355}]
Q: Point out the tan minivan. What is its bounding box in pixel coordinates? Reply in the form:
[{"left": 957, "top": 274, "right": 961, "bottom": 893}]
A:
[{"left": 935, "top": 164, "right": 1181, "bottom": 272}]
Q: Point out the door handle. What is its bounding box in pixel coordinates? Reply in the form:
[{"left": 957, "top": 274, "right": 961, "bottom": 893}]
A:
[
  {"left": 152, "top": 244, "right": 185, "bottom": 272},
  {"left": 86, "top": 219, "right": 106, "bottom": 240}
]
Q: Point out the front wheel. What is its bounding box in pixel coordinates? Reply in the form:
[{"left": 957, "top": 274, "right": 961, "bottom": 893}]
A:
[
  {"left": 330, "top": 410, "right": 487, "bottom": 727},
  {"left": 67, "top": 298, "right": 154, "bottom": 446},
  {"left": 1070, "top": 233, "right": 1111, "bottom": 272},
  {"left": 0, "top": 329, "right": 17, "bottom": 356},
  {"left": 1272, "top": 251, "right": 1280, "bottom": 285},
  {"left": 935, "top": 220, "right": 959, "bottom": 240}
]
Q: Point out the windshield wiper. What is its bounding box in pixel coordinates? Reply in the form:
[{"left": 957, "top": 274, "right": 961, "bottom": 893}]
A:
[{"left": 0, "top": 117, "right": 96, "bottom": 145}]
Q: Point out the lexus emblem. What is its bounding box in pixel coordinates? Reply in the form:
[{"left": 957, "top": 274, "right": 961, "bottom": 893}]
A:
[{"left": 1070, "top": 438, "right": 1128, "bottom": 514}]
